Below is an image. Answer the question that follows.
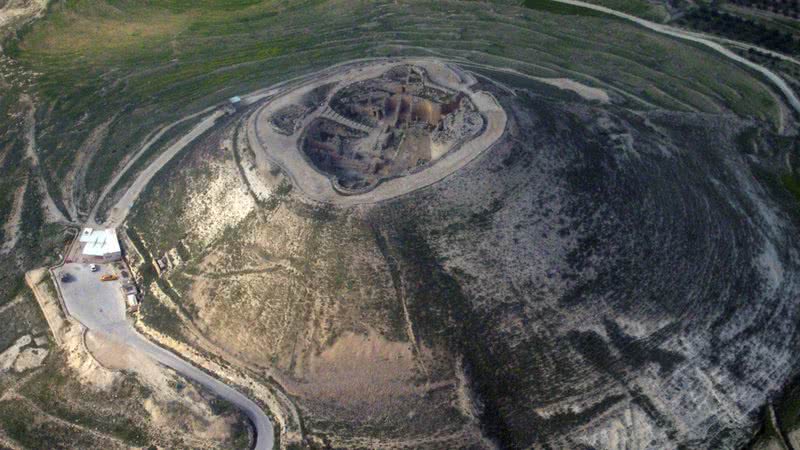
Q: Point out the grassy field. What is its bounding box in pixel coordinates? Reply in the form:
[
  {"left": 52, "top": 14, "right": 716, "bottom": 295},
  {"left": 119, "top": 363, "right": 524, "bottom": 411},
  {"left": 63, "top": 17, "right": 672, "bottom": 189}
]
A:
[
  {"left": 525, "top": 0, "right": 668, "bottom": 22},
  {"left": 2, "top": 0, "right": 782, "bottom": 219},
  {"left": 21, "top": 358, "right": 151, "bottom": 446}
]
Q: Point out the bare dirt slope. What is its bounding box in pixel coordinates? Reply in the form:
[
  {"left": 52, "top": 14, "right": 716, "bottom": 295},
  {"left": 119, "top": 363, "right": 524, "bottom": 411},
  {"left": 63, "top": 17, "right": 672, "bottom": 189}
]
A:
[
  {"left": 0, "top": 286, "right": 251, "bottom": 450},
  {"left": 127, "top": 61, "right": 800, "bottom": 449},
  {"left": 128, "top": 115, "right": 487, "bottom": 448}
]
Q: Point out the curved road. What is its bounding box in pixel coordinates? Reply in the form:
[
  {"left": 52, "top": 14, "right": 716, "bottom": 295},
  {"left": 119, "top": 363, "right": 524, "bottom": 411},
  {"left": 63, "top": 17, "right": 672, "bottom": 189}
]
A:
[
  {"left": 89, "top": 106, "right": 218, "bottom": 226},
  {"left": 54, "top": 263, "right": 274, "bottom": 450},
  {"left": 100, "top": 110, "right": 226, "bottom": 228},
  {"left": 77, "top": 5, "right": 800, "bottom": 445},
  {"left": 549, "top": 0, "right": 800, "bottom": 116}
]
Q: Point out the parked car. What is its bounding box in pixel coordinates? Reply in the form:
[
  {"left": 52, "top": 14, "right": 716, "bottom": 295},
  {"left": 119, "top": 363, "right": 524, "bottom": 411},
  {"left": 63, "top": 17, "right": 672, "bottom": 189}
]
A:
[
  {"left": 100, "top": 274, "right": 118, "bottom": 282},
  {"left": 90, "top": 264, "right": 98, "bottom": 272}
]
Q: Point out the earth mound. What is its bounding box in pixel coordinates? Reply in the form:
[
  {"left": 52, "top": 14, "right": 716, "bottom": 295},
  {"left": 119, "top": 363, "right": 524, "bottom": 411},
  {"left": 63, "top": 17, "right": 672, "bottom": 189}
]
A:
[
  {"left": 251, "top": 58, "right": 505, "bottom": 204},
  {"left": 129, "top": 59, "right": 800, "bottom": 449}
]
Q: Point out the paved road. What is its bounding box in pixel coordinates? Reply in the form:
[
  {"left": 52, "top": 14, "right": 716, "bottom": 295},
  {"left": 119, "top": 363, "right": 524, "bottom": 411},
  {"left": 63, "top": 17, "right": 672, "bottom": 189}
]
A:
[
  {"left": 549, "top": 0, "right": 800, "bottom": 117},
  {"left": 55, "top": 262, "right": 275, "bottom": 450}
]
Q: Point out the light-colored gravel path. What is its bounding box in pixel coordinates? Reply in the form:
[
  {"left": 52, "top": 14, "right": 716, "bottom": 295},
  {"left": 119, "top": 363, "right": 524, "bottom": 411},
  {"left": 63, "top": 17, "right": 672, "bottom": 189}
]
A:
[
  {"left": 549, "top": 0, "right": 800, "bottom": 117},
  {"left": 103, "top": 110, "right": 225, "bottom": 228},
  {"left": 90, "top": 106, "right": 218, "bottom": 226}
]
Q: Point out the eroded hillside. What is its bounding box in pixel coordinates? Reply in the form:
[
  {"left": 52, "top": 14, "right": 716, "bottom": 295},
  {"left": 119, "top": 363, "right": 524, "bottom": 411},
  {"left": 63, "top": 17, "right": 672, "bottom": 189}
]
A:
[
  {"left": 123, "top": 61, "right": 800, "bottom": 448},
  {"left": 3, "top": 1, "right": 800, "bottom": 449}
]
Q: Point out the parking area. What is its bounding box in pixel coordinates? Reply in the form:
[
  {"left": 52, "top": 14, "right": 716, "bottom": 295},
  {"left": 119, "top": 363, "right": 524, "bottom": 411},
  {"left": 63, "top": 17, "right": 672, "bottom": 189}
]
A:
[{"left": 54, "top": 263, "right": 127, "bottom": 333}]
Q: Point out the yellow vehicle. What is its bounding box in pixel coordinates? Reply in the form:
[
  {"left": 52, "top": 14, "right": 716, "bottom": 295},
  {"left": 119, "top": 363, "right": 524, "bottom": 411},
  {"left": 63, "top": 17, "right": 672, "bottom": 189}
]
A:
[{"left": 100, "top": 274, "right": 118, "bottom": 282}]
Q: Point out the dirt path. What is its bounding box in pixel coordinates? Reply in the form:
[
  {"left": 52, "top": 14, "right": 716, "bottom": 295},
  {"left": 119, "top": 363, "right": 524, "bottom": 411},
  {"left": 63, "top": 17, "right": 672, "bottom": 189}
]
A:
[
  {"left": 0, "top": 433, "right": 21, "bottom": 450},
  {"left": 101, "top": 110, "right": 225, "bottom": 228},
  {"left": 89, "top": 106, "right": 217, "bottom": 226},
  {"left": 20, "top": 94, "right": 72, "bottom": 224},
  {"left": 0, "top": 294, "right": 26, "bottom": 316},
  {"left": 548, "top": 0, "right": 800, "bottom": 119},
  {"left": 8, "top": 393, "right": 128, "bottom": 449}
]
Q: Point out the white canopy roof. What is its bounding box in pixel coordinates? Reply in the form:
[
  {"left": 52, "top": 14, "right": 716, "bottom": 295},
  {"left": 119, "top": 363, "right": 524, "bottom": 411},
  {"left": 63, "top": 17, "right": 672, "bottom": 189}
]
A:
[{"left": 80, "top": 228, "right": 121, "bottom": 257}]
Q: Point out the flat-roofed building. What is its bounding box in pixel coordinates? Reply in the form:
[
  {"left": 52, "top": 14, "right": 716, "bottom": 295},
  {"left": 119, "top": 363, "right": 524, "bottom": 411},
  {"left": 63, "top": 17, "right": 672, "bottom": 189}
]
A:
[{"left": 79, "top": 228, "right": 122, "bottom": 261}]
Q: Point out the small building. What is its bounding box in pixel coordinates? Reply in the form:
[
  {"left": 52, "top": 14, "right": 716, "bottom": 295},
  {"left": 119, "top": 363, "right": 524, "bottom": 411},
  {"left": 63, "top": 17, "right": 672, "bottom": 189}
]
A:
[
  {"left": 126, "top": 294, "right": 139, "bottom": 312},
  {"left": 122, "top": 284, "right": 138, "bottom": 296},
  {"left": 79, "top": 228, "right": 122, "bottom": 261},
  {"left": 224, "top": 96, "right": 242, "bottom": 115}
]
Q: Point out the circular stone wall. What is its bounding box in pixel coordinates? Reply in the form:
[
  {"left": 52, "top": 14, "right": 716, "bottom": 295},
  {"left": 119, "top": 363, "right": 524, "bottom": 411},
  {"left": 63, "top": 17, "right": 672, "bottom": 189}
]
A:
[{"left": 248, "top": 58, "right": 506, "bottom": 206}]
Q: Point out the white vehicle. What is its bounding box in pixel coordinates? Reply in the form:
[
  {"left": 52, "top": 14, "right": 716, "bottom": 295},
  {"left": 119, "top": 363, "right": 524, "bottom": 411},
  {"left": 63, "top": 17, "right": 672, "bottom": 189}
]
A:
[{"left": 89, "top": 264, "right": 98, "bottom": 272}]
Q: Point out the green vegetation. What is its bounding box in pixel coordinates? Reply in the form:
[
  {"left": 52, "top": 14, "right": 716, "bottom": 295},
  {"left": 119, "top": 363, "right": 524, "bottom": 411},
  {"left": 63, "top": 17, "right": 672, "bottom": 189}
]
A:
[
  {"left": 207, "top": 394, "right": 253, "bottom": 447},
  {"left": 0, "top": 290, "right": 48, "bottom": 350},
  {"left": 677, "top": 6, "right": 800, "bottom": 56},
  {"left": 4, "top": 0, "right": 783, "bottom": 219},
  {"left": 0, "top": 171, "right": 67, "bottom": 308},
  {"left": 125, "top": 227, "right": 190, "bottom": 341},
  {"left": 727, "top": 0, "right": 800, "bottom": 20},
  {"left": 0, "top": 400, "right": 105, "bottom": 450},
  {"left": 0, "top": 94, "right": 27, "bottom": 244},
  {"left": 21, "top": 356, "right": 151, "bottom": 446},
  {"left": 747, "top": 380, "right": 800, "bottom": 449},
  {"left": 776, "top": 381, "right": 800, "bottom": 432},
  {"left": 781, "top": 172, "right": 800, "bottom": 205}
]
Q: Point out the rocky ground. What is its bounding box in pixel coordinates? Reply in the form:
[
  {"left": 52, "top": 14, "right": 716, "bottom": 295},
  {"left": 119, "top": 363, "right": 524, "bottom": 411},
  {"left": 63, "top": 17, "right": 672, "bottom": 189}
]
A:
[
  {"left": 0, "top": 270, "right": 252, "bottom": 449},
  {"left": 370, "top": 72, "right": 800, "bottom": 449},
  {"left": 122, "top": 62, "right": 800, "bottom": 449},
  {"left": 0, "top": 0, "right": 46, "bottom": 45}
]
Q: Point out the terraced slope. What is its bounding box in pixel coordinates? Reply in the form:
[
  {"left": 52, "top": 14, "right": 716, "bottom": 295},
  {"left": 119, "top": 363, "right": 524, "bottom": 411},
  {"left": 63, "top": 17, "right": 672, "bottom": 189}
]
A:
[
  {"left": 120, "top": 61, "right": 800, "bottom": 448},
  {"left": 2, "top": 1, "right": 800, "bottom": 449},
  {"left": 8, "top": 0, "right": 784, "bottom": 220}
]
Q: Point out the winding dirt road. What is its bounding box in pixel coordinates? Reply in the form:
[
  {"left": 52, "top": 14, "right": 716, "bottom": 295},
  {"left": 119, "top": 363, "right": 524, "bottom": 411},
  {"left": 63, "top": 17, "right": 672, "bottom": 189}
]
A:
[
  {"left": 549, "top": 0, "right": 800, "bottom": 116},
  {"left": 89, "top": 106, "right": 218, "bottom": 226},
  {"left": 100, "top": 110, "right": 225, "bottom": 228}
]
